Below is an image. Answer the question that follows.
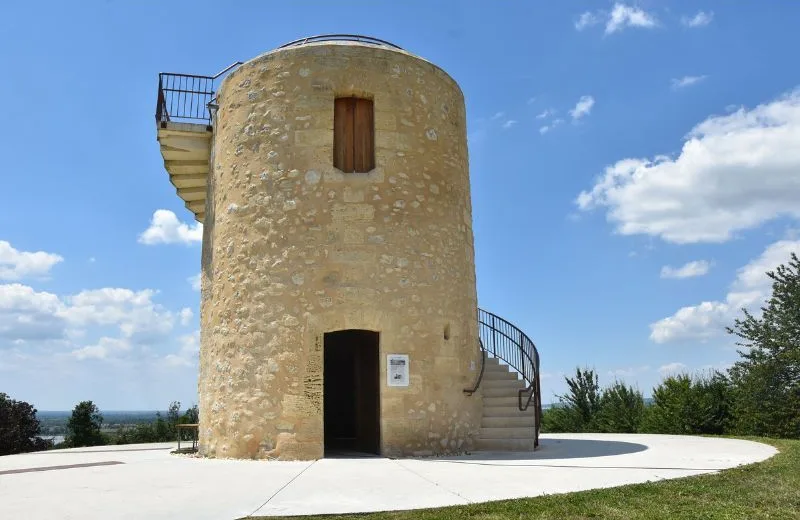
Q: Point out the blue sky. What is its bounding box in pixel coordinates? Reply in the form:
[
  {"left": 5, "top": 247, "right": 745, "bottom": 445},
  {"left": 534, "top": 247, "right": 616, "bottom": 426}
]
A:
[{"left": 1, "top": 1, "right": 799, "bottom": 410}]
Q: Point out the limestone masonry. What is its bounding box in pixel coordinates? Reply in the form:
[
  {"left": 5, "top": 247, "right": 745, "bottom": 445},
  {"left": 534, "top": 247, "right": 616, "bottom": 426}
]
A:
[{"left": 196, "top": 40, "right": 482, "bottom": 460}]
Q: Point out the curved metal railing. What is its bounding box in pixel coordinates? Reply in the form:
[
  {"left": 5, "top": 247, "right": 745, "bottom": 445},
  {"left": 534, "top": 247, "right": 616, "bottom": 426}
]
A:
[
  {"left": 278, "top": 34, "right": 403, "bottom": 50},
  {"left": 475, "top": 308, "right": 542, "bottom": 446},
  {"left": 155, "top": 61, "right": 242, "bottom": 126},
  {"left": 463, "top": 338, "right": 486, "bottom": 396}
]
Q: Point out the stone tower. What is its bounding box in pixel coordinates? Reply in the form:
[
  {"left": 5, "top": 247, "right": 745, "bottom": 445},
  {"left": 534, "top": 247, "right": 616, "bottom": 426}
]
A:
[{"left": 155, "top": 35, "right": 541, "bottom": 461}]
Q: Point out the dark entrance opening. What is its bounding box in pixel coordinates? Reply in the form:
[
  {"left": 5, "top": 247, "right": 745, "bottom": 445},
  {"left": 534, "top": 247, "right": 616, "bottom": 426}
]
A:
[{"left": 323, "top": 329, "right": 380, "bottom": 456}]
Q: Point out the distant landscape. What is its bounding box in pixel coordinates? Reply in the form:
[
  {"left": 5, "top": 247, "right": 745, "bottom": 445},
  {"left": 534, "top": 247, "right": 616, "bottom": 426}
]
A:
[{"left": 37, "top": 410, "right": 164, "bottom": 444}]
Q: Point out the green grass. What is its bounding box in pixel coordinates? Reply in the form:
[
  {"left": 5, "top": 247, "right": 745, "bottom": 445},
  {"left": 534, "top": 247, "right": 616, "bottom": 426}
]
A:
[{"left": 257, "top": 438, "right": 800, "bottom": 520}]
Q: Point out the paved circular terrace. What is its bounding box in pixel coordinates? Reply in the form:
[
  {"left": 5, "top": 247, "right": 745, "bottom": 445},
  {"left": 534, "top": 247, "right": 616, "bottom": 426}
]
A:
[{"left": 0, "top": 434, "right": 776, "bottom": 519}]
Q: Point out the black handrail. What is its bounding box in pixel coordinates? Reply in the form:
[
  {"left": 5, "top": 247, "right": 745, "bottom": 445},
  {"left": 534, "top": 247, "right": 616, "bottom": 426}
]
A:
[
  {"left": 463, "top": 338, "right": 486, "bottom": 395},
  {"left": 278, "top": 34, "right": 403, "bottom": 50},
  {"left": 476, "top": 308, "right": 542, "bottom": 447},
  {"left": 155, "top": 62, "right": 242, "bottom": 127}
]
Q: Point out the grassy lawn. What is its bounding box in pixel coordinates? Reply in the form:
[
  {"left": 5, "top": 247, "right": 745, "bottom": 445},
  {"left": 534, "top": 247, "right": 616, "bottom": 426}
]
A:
[{"left": 257, "top": 437, "right": 799, "bottom": 520}]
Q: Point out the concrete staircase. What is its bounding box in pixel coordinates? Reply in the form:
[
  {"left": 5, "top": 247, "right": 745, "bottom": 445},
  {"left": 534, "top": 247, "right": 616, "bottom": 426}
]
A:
[
  {"left": 156, "top": 121, "right": 211, "bottom": 223},
  {"left": 475, "top": 355, "right": 537, "bottom": 451}
]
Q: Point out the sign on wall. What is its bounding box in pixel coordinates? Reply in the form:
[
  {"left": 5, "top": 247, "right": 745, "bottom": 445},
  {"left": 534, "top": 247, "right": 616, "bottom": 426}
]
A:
[{"left": 387, "top": 354, "right": 409, "bottom": 387}]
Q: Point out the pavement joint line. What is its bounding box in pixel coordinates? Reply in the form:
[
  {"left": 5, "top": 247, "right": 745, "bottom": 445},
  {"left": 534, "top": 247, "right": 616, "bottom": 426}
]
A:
[
  {"left": 390, "top": 458, "right": 473, "bottom": 505},
  {"left": 246, "top": 460, "right": 318, "bottom": 517},
  {"left": 30, "top": 446, "right": 174, "bottom": 455},
  {"left": 0, "top": 461, "right": 124, "bottom": 475},
  {"left": 414, "top": 460, "right": 730, "bottom": 471}
]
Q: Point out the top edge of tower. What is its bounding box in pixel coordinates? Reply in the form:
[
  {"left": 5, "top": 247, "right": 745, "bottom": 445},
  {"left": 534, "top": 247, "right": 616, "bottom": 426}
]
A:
[
  {"left": 277, "top": 34, "right": 405, "bottom": 51},
  {"left": 218, "top": 34, "right": 464, "bottom": 99}
]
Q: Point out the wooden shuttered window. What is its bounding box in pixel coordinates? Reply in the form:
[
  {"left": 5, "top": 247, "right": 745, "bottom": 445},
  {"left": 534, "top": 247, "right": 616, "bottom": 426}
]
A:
[{"left": 334, "top": 97, "right": 374, "bottom": 173}]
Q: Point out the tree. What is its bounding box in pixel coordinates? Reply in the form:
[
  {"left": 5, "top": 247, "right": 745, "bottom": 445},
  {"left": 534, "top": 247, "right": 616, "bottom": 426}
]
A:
[
  {"left": 691, "top": 371, "right": 733, "bottom": 435},
  {"left": 182, "top": 404, "right": 199, "bottom": 424},
  {"left": 542, "top": 367, "right": 601, "bottom": 432},
  {"left": 0, "top": 393, "right": 51, "bottom": 455},
  {"left": 166, "top": 400, "right": 181, "bottom": 438},
  {"left": 66, "top": 401, "right": 105, "bottom": 447},
  {"left": 727, "top": 252, "right": 800, "bottom": 439},
  {"left": 595, "top": 381, "right": 645, "bottom": 433},
  {"left": 641, "top": 375, "right": 694, "bottom": 434},
  {"left": 641, "top": 372, "right": 733, "bottom": 435}
]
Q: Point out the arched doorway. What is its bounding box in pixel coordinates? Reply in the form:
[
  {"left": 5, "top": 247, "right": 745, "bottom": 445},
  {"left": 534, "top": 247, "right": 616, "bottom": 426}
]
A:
[{"left": 323, "top": 329, "right": 380, "bottom": 456}]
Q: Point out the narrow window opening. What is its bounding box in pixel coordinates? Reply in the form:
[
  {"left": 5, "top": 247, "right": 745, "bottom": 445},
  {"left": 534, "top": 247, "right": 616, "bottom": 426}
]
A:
[
  {"left": 334, "top": 97, "right": 374, "bottom": 173},
  {"left": 443, "top": 323, "right": 451, "bottom": 341}
]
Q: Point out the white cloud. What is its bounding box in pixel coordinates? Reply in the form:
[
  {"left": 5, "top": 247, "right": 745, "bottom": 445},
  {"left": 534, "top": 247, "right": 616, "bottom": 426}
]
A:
[
  {"left": 61, "top": 288, "right": 176, "bottom": 343},
  {"left": 163, "top": 331, "right": 200, "bottom": 368},
  {"left": 575, "top": 11, "right": 600, "bottom": 31},
  {"left": 575, "top": 4, "right": 656, "bottom": 34},
  {"left": 658, "top": 362, "right": 688, "bottom": 375},
  {"left": 0, "top": 283, "right": 181, "bottom": 349},
  {"left": 682, "top": 11, "right": 713, "bottom": 28},
  {"left": 0, "top": 284, "right": 66, "bottom": 341},
  {"left": 0, "top": 241, "right": 63, "bottom": 281},
  {"left": 138, "top": 210, "right": 202, "bottom": 245},
  {"left": 536, "top": 109, "right": 555, "bottom": 120},
  {"left": 539, "top": 119, "right": 564, "bottom": 135},
  {"left": 491, "top": 111, "right": 505, "bottom": 120},
  {"left": 660, "top": 260, "right": 711, "bottom": 279},
  {"left": 605, "top": 3, "right": 657, "bottom": 34},
  {"left": 569, "top": 96, "right": 595, "bottom": 120},
  {"left": 502, "top": 120, "right": 517, "bottom": 129},
  {"left": 671, "top": 75, "right": 708, "bottom": 90},
  {"left": 179, "top": 307, "right": 193, "bottom": 326},
  {"left": 188, "top": 273, "right": 201, "bottom": 291},
  {"left": 71, "top": 337, "right": 131, "bottom": 360},
  {"left": 608, "top": 365, "right": 650, "bottom": 377},
  {"left": 527, "top": 97, "right": 537, "bottom": 105},
  {"left": 576, "top": 89, "right": 800, "bottom": 244},
  {"left": 650, "top": 239, "right": 800, "bottom": 343}
]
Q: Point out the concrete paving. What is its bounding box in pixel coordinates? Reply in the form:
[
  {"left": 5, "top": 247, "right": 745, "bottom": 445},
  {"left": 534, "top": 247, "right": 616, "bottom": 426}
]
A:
[{"left": 0, "top": 434, "right": 777, "bottom": 519}]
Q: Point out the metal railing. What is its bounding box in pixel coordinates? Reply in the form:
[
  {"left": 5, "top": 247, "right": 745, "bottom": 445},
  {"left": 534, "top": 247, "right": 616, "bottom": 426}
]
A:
[
  {"left": 155, "top": 62, "right": 242, "bottom": 127},
  {"left": 474, "top": 308, "right": 542, "bottom": 446},
  {"left": 278, "top": 34, "right": 403, "bottom": 50},
  {"left": 154, "top": 34, "right": 402, "bottom": 125}
]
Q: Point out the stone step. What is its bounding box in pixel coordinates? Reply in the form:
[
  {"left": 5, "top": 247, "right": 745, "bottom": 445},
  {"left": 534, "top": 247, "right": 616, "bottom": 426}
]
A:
[
  {"left": 482, "top": 378, "right": 525, "bottom": 390},
  {"left": 481, "top": 415, "right": 536, "bottom": 428},
  {"left": 479, "top": 427, "right": 534, "bottom": 439},
  {"left": 483, "top": 368, "right": 518, "bottom": 377},
  {"left": 482, "top": 405, "right": 535, "bottom": 418},
  {"left": 482, "top": 385, "right": 525, "bottom": 398},
  {"left": 474, "top": 438, "right": 536, "bottom": 452},
  {"left": 483, "top": 396, "right": 521, "bottom": 407},
  {"left": 481, "top": 370, "right": 520, "bottom": 382},
  {"left": 482, "top": 359, "right": 515, "bottom": 370}
]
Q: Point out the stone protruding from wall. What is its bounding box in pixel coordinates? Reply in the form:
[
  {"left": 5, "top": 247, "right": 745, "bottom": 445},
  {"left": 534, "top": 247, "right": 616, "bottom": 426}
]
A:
[{"left": 198, "top": 40, "right": 481, "bottom": 460}]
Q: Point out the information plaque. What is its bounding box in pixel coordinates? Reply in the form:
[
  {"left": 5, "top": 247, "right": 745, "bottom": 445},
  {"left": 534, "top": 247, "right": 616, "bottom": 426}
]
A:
[{"left": 387, "top": 354, "right": 409, "bottom": 387}]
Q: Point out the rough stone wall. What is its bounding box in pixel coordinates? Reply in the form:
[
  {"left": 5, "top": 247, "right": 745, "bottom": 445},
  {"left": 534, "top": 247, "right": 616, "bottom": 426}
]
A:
[{"left": 198, "top": 42, "right": 481, "bottom": 460}]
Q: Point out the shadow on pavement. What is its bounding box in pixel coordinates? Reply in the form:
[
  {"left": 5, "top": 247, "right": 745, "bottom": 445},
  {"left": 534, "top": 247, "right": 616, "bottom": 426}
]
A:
[{"left": 436, "top": 438, "right": 650, "bottom": 462}]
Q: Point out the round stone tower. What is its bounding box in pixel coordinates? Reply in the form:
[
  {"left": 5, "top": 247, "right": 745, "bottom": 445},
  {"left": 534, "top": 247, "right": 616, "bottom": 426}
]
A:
[{"left": 198, "top": 36, "right": 481, "bottom": 460}]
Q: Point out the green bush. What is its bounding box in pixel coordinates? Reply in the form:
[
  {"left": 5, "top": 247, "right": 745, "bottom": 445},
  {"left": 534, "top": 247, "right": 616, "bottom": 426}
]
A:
[
  {"left": 541, "top": 368, "right": 601, "bottom": 432},
  {"left": 595, "top": 381, "right": 645, "bottom": 433},
  {"left": 641, "top": 372, "right": 733, "bottom": 435}
]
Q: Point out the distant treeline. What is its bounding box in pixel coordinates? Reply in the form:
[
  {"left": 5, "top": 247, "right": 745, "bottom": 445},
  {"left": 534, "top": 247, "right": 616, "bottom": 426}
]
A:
[
  {"left": 0, "top": 397, "right": 198, "bottom": 455},
  {"left": 37, "top": 410, "right": 162, "bottom": 437},
  {"left": 543, "top": 253, "right": 800, "bottom": 440}
]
